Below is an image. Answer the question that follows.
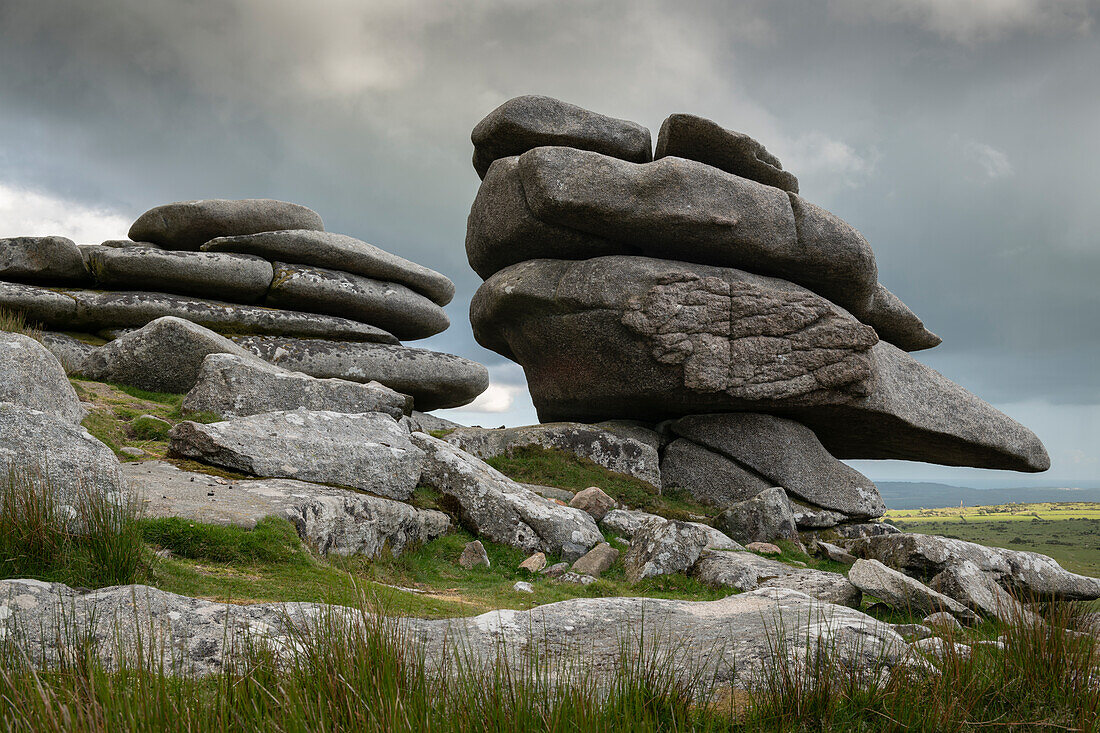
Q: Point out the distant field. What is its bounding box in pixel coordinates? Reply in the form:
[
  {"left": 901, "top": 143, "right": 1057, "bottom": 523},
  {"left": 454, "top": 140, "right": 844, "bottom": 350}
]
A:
[{"left": 887, "top": 502, "right": 1100, "bottom": 577}]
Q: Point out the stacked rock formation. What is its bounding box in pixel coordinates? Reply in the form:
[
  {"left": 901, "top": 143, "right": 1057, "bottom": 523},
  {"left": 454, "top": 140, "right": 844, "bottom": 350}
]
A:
[
  {"left": 465, "top": 95, "right": 1050, "bottom": 527},
  {"left": 0, "top": 199, "right": 488, "bottom": 410}
]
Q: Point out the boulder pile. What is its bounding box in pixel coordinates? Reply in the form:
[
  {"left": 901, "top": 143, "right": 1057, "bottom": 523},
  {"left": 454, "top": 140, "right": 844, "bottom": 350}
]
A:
[
  {"left": 0, "top": 199, "right": 488, "bottom": 410},
  {"left": 465, "top": 95, "right": 1050, "bottom": 528}
]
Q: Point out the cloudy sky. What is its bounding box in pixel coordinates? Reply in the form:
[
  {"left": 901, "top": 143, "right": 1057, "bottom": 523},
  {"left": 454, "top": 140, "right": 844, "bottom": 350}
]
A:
[{"left": 1, "top": 0, "right": 1097, "bottom": 486}]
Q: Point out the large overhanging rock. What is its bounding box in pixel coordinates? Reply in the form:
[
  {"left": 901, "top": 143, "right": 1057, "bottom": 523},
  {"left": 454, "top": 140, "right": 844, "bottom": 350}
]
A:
[
  {"left": 654, "top": 113, "right": 799, "bottom": 193},
  {"left": 692, "top": 549, "right": 861, "bottom": 607},
  {"left": 671, "top": 413, "right": 885, "bottom": 518},
  {"left": 168, "top": 409, "right": 425, "bottom": 501},
  {"left": 203, "top": 230, "right": 455, "bottom": 306},
  {"left": 0, "top": 331, "right": 85, "bottom": 423},
  {"left": 0, "top": 282, "right": 397, "bottom": 343},
  {"left": 81, "top": 245, "right": 274, "bottom": 303},
  {"left": 128, "top": 199, "right": 324, "bottom": 251},
  {"left": 0, "top": 236, "right": 89, "bottom": 285},
  {"left": 266, "top": 262, "right": 449, "bottom": 340},
  {"left": 83, "top": 316, "right": 269, "bottom": 393},
  {"left": 470, "top": 257, "right": 1048, "bottom": 472},
  {"left": 439, "top": 423, "right": 661, "bottom": 489},
  {"left": 471, "top": 95, "right": 652, "bottom": 179},
  {"left": 411, "top": 432, "right": 602, "bottom": 560},
  {"left": 125, "top": 461, "right": 448, "bottom": 558},
  {"left": 0, "top": 402, "right": 122, "bottom": 500},
  {"left": 846, "top": 533, "right": 1100, "bottom": 602},
  {"left": 0, "top": 580, "right": 907, "bottom": 687},
  {"left": 184, "top": 353, "right": 410, "bottom": 419},
  {"left": 231, "top": 336, "right": 488, "bottom": 411},
  {"left": 465, "top": 152, "right": 937, "bottom": 351}
]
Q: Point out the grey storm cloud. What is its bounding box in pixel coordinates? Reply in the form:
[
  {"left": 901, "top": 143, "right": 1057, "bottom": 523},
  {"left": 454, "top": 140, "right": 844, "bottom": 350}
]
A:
[{"left": 0, "top": 0, "right": 1097, "bottom": 478}]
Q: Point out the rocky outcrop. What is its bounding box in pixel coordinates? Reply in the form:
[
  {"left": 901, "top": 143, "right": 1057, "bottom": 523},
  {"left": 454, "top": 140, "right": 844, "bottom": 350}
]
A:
[
  {"left": 0, "top": 580, "right": 907, "bottom": 687},
  {"left": 411, "top": 432, "right": 602, "bottom": 561},
  {"left": 670, "top": 413, "right": 885, "bottom": 518},
  {"left": 848, "top": 559, "right": 977, "bottom": 622},
  {"left": 440, "top": 422, "right": 661, "bottom": 488},
  {"left": 125, "top": 461, "right": 448, "bottom": 558},
  {"left": 204, "top": 230, "right": 455, "bottom": 306},
  {"left": 654, "top": 113, "right": 799, "bottom": 192},
  {"left": 232, "top": 336, "right": 489, "bottom": 411},
  {"left": 168, "top": 409, "right": 425, "bottom": 501},
  {"left": 692, "top": 549, "right": 861, "bottom": 607},
  {"left": 83, "top": 316, "right": 266, "bottom": 394},
  {"left": 846, "top": 533, "right": 1100, "bottom": 601},
  {"left": 471, "top": 95, "right": 652, "bottom": 179},
  {"left": 183, "top": 353, "right": 410, "bottom": 419},
  {"left": 714, "top": 487, "right": 800, "bottom": 546},
  {"left": 0, "top": 331, "right": 85, "bottom": 423},
  {"left": 128, "top": 199, "right": 324, "bottom": 251}
]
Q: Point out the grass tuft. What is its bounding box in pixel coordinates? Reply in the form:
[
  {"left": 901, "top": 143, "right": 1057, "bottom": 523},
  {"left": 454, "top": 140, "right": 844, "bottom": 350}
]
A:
[
  {"left": 140, "top": 516, "right": 312, "bottom": 565},
  {"left": 0, "top": 307, "right": 42, "bottom": 341}
]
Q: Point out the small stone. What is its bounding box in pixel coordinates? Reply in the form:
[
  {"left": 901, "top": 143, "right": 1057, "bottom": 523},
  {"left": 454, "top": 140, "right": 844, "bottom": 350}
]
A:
[
  {"left": 569, "top": 487, "right": 617, "bottom": 521},
  {"left": 894, "top": 624, "right": 934, "bottom": 642},
  {"left": 518, "top": 552, "right": 547, "bottom": 574},
  {"left": 922, "top": 612, "right": 963, "bottom": 633},
  {"left": 746, "top": 542, "right": 783, "bottom": 555},
  {"left": 120, "top": 447, "right": 145, "bottom": 458},
  {"left": 459, "top": 541, "right": 490, "bottom": 569},
  {"left": 912, "top": 637, "right": 971, "bottom": 660},
  {"left": 541, "top": 562, "right": 569, "bottom": 579},
  {"left": 815, "top": 541, "right": 857, "bottom": 565},
  {"left": 570, "top": 543, "right": 618, "bottom": 577},
  {"left": 555, "top": 572, "right": 597, "bottom": 586},
  {"left": 513, "top": 581, "right": 534, "bottom": 594}
]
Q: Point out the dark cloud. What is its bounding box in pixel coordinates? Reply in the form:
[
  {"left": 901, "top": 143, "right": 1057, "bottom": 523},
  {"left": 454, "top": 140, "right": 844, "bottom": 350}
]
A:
[{"left": 0, "top": 0, "right": 1096, "bottom": 479}]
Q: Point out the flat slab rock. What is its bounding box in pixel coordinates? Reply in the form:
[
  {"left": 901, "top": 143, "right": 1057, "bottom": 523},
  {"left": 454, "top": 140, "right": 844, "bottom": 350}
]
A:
[
  {"left": 82, "top": 245, "right": 274, "bottom": 303},
  {"left": 0, "top": 402, "right": 122, "bottom": 501},
  {"left": 184, "top": 352, "right": 410, "bottom": 419},
  {"left": 0, "top": 330, "right": 85, "bottom": 423},
  {"left": 0, "top": 580, "right": 907, "bottom": 687},
  {"left": 0, "top": 236, "right": 89, "bottom": 284},
  {"left": 672, "top": 413, "right": 885, "bottom": 519},
  {"left": 440, "top": 422, "right": 661, "bottom": 489},
  {"left": 124, "top": 461, "right": 448, "bottom": 558},
  {"left": 693, "top": 549, "right": 861, "bottom": 607},
  {"left": 847, "top": 532, "right": 1100, "bottom": 602},
  {"left": 232, "top": 336, "right": 488, "bottom": 411},
  {"left": 471, "top": 94, "right": 652, "bottom": 179},
  {"left": 848, "top": 559, "right": 977, "bottom": 622},
  {"left": 266, "top": 262, "right": 448, "bottom": 340},
  {"left": 204, "top": 230, "right": 454, "bottom": 306},
  {"left": 0, "top": 281, "right": 397, "bottom": 343},
  {"left": 471, "top": 257, "right": 1048, "bottom": 472},
  {"left": 128, "top": 199, "right": 324, "bottom": 251},
  {"left": 654, "top": 113, "right": 799, "bottom": 193},
  {"left": 83, "top": 316, "right": 269, "bottom": 394},
  {"left": 168, "top": 409, "right": 424, "bottom": 501},
  {"left": 411, "top": 432, "right": 602, "bottom": 561}
]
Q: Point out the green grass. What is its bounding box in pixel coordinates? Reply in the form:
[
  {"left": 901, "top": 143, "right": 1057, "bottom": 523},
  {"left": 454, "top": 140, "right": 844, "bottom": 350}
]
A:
[
  {"left": 889, "top": 503, "right": 1100, "bottom": 577},
  {"left": 486, "top": 445, "right": 717, "bottom": 520},
  {"left": 0, "top": 307, "right": 42, "bottom": 340}
]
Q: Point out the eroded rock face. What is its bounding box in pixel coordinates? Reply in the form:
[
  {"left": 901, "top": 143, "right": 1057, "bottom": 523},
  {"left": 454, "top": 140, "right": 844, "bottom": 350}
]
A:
[
  {"left": 440, "top": 422, "right": 661, "bottom": 489},
  {"left": 0, "top": 236, "right": 89, "bottom": 284},
  {"left": 411, "top": 433, "right": 602, "bottom": 561},
  {"left": 671, "top": 413, "right": 885, "bottom": 519},
  {"left": 846, "top": 533, "right": 1100, "bottom": 602},
  {"left": 0, "top": 402, "right": 122, "bottom": 500},
  {"left": 654, "top": 113, "right": 799, "bottom": 193},
  {"left": 168, "top": 409, "right": 424, "bottom": 501},
  {"left": 0, "top": 581, "right": 907, "bottom": 687},
  {"left": 82, "top": 246, "right": 274, "bottom": 303},
  {"left": 231, "top": 336, "right": 488, "bottom": 411},
  {"left": 266, "top": 262, "right": 449, "bottom": 340},
  {"left": 692, "top": 549, "right": 861, "bottom": 607},
  {"left": 83, "top": 316, "right": 265, "bottom": 394},
  {"left": 0, "top": 331, "right": 85, "bottom": 423},
  {"left": 848, "top": 559, "right": 977, "bottom": 622},
  {"left": 472, "top": 257, "right": 878, "bottom": 417},
  {"left": 471, "top": 95, "right": 652, "bottom": 179},
  {"left": 183, "top": 353, "right": 410, "bottom": 419},
  {"left": 204, "top": 229, "right": 455, "bottom": 306},
  {"left": 125, "top": 461, "right": 448, "bottom": 558},
  {"left": 128, "top": 199, "right": 324, "bottom": 251},
  {"left": 0, "top": 282, "right": 397, "bottom": 343}
]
